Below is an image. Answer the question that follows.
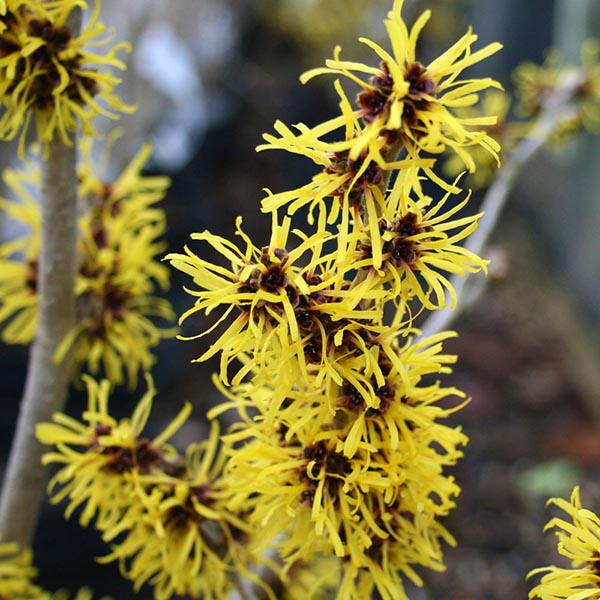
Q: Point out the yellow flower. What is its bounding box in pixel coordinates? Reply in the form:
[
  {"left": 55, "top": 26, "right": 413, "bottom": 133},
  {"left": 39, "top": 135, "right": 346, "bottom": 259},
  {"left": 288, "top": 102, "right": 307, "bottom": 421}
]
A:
[
  {"left": 53, "top": 589, "right": 111, "bottom": 600},
  {"left": 528, "top": 486, "right": 600, "bottom": 600},
  {"left": 258, "top": 83, "right": 429, "bottom": 223},
  {"left": 444, "top": 89, "right": 520, "bottom": 188},
  {"left": 348, "top": 172, "right": 488, "bottom": 310},
  {"left": 513, "top": 50, "right": 563, "bottom": 120},
  {"left": 0, "top": 139, "right": 175, "bottom": 386},
  {"left": 168, "top": 211, "right": 347, "bottom": 386},
  {"left": 280, "top": 556, "right": 341, "bottom": 599},
  {"left": 0, "top": 541, "right": 48, "bottom": 600},
  {"left": 275, "top": 0, "right": 502, "bottom": 170},
  {"left": 99, "top": 423, "right": 274, "bottom": 600},
  {"left": 77, "top": 132, "right": 170, "bottom": 232},
  {"left": 64, "top": 136, "right": 174, "bottom": 386},
  {"left": 0, "top": 0, "right": 135, "bottom": 155},
  {"left": 337, "top": 496, "right": 455, "bottom": 600},
  {"left": 576, "top": 40, "right": 600, "bottom": 133},
  {"left": 0, "top": 2, "right": 25, "bottom": 35},
  {"left": 0, "top": 159, "right": 40, "bottom": 344},
  {"left": 221, "top": 330, "right": 467, "bottom": 599},
  {"left": 36, "top": 373, "right": 191, "bottom": 531},
  {"left": 225, "top": 418, "right": 464, "bottom": 592},
  {"left": 0, "top": 542, "right": 111, "bottom": 600},
  {"left": 58, "top": 217, "right": 175, "bottom": 388},
  {"left": 514, "top": 40, "right": 600, "bottom": 140},
  {"left": 262, "top": 0, "right": 389, "bottom": 48}
]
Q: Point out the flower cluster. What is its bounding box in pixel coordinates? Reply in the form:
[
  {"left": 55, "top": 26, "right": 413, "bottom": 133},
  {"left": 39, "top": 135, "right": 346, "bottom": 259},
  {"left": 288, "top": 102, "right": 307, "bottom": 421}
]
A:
[
  {"left": 262, "top": 0, "right": 502, "bottom": 173},
  {"left": 0, "top": 138, "right": 175, "bottom": 386},
  {"left": 168, "top": 1, "right": 502, "bottom": 598},
  {"left": 36, "top": 375, "right": 267, "bottom": 600},
  {"left": 0, "top": 0, "right": 134, "bottom": 155},
  {"left": 0, "top": 541, "right": 43, "bottom": 599},
  {"left": 528, "top": 486, "right": 600, "bottom": 600},
  {"left": 514, "top": 39, "right": 600, "bottom": 140}
]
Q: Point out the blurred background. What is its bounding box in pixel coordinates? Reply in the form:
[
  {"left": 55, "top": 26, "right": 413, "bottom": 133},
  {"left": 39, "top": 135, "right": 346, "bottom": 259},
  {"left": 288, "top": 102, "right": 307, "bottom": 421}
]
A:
[{"left": 2, "top": 0, "right": 600, "bottom": 598}]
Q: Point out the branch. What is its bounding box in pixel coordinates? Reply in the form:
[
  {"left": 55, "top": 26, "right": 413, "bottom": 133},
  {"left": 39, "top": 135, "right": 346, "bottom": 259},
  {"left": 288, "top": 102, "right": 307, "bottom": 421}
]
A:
[
  {"left": 420, "top": 70, "right": 584, "bottom": 339},
  {"left": 0, "top": 12, "right": 81, "bottom": 548}
]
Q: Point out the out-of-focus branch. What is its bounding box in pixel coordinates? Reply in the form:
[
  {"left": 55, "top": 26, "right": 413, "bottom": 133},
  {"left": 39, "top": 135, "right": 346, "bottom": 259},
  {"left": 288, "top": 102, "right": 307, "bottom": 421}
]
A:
[
  {"left": 420, "top": 70, "right": 584, "bottom": 338},
  {"left": 0, "top": 10, "right": 81, "bottom": 549},
  {"left": 0, "top": 139, "right": 78, "bottom": 548}
]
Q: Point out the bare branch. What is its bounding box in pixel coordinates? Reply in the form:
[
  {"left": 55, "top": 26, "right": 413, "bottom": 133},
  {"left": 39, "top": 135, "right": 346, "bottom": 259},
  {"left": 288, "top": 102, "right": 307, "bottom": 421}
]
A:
[
  {"left": 420, "top": 71, "right": 584, "bottom": 338},
  {"left": 0, "top": 9, "right": 81, "bottom": 549}
]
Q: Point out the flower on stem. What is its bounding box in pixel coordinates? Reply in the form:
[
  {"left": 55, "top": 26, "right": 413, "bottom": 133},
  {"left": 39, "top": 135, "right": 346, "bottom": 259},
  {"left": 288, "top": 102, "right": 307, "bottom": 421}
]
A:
[
  {"left": 99, "top": 422, "right": 273, "bottom": 600},
  {"left": 0, "top": 0, "right": 135, "bottom": 156},
  {"left": 337, "top": 493, "right": 458, "bottom": 600},
  {"left": 258, "top": 80, "right": 429, "bottom": 224},
  {"left": 0, "top": 139, "right": 175, "bottom": 386},
  {"left": 528, "top": 486, "right": 600, "bottom": 600},
  {"left": 513, "top": 40, "right": 600, "bottom": 141},
  {"left": 167, "top": 210, "right": 347, "bottom": 386},
  {"left": 167, "top": 2, "right": 502, "bottom": 597},
  {"left": 37, "top": 379, "right": 270, "bottom": 600},
  {"left": 221, "top": 331, "right": 467, "bottom": 600},
  {"left": 350, "top": 173, "right": 488, "bottom": 311},
  {"left": 64, "top": 135, "right": 174, "bottom": 386},
  {"left": 36, "top": 373, "right": 191, "bottom": 531},
  {"left": 60, "top": 217, "right": 175, "bottom": 388},
  {"left": 269, "top": 0, "right": 502, "bottom": 171}
]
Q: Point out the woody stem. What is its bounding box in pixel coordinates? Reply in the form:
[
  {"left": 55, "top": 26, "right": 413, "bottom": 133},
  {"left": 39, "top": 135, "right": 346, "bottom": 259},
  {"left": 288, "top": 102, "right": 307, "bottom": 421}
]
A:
[{"left": 0, "top": 10, "right": 81, "bottom": 548}]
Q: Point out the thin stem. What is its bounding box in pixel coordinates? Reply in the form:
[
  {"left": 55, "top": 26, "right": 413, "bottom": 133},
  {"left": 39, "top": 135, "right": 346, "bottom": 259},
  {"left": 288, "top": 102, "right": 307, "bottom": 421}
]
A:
[
  {"left": 228, "top": 572, "right": 255, "bottom": 600},
  {"left": 379, "top": 134, "right": 407, "bottom": 196},
  {"left": 420, "top": 70, "right": 584, "bottom": 338},
  {"left": 0, "top": 12, "right": 81, "bottom": 548}
]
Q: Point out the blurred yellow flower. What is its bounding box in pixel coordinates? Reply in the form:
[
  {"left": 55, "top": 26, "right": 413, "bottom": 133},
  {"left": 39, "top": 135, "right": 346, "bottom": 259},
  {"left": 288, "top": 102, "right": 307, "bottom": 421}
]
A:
[
  {"left": 514, "top": 40, "right": 600, "bottom": 140},
  {"left": 0, "top": 541, "right": 48, "bottom": 600},
  {"left": 0, "top": 542, "right": 110, "bottom": 600},
  {"left": 280, "top": 556, "right": 340, "bottom": 599},
  {"left": 0, "top": 139, "right": 175, "bottom": 386},
  {"left": 0, "top": 0, "right": 135, "bottom": 155},
  {"left": 0, "top": 159, "right": 40, "bottom": 344}
]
